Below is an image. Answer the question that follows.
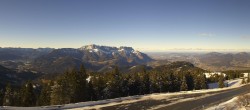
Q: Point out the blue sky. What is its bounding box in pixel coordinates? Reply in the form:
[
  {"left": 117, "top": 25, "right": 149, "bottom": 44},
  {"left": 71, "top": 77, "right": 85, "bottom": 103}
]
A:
[{"left": 0, "top": 0, "right": 250, "bottom": 51}]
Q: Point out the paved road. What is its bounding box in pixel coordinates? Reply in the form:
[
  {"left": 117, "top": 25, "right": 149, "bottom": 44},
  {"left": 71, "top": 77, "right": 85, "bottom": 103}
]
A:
[
  {"left": 159, "top": 84, "right": 250, "bottom": 110},
  {"left": 2, "top": 85, "right": 250, "bottom": 110},
  {"left": 101, "top": 85, "right": 250, "bottom": 110}
]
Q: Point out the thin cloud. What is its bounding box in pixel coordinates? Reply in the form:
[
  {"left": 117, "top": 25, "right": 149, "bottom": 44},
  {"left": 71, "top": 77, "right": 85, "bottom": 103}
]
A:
[
  {"left": 198, "top": 33, "right": 215, "bottom": 37},
  {"left": 241, "top": 36, "right": 250, "bottom": 39}
]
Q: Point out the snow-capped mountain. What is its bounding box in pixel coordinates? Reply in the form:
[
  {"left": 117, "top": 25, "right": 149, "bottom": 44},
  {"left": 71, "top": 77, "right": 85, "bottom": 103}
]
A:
[
  {"left": 79, "top": 44, "right": 136, "bottom": 54},
  {"left": 78, "top": 44, "right": 151, "bottom": 62},
  {"left": 30, "top": 44, "right": 153, "bottom": 73}
]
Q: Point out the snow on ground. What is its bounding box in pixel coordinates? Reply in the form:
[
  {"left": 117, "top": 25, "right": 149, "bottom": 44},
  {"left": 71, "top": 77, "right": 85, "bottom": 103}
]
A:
[
  {"left": 2, "top": 78, "right": 245, "bottom": 110},
  {"left": 205, "top": 78, "right": 250, "bottom": 110},
  {"left": 208, "top": 78, "right": 242, "bottom": 89},
  {"left": 204, "top": 72, "right": 226, "bottom": 78},
  {"left": 66, "top": 79, "right": 245, "bottom": 110},
  {"left": 244, "top": 73, "right": 250, "bottom": 77},
  {"left": 148, "top": 94, "right": 213, "bottom": 110},
  {"left": 68, "top": 92, "right": 213, "bottom": 110},
  {"left": 206, "top": 93, "right": 250, "bottom": 110},
  {"left": 206, "top": 97, "right": 242, "bottom": 110}
]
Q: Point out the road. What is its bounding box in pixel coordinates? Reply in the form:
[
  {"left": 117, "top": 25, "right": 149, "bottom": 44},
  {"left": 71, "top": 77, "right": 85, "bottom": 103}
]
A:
[
  {"left": 100, "top": 84, "right": 250, "bottom": 110},
  {"left": 2, "top": 85, "right": 250, "bottom": 110}
]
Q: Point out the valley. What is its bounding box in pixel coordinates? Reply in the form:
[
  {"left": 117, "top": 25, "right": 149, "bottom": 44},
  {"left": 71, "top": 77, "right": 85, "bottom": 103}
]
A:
[
  {"left": 147, "top": 52, "right": 250, "bottom": 71},
  {"left": 0, "top": 44, "right": 153, "bottom": 74},
  {"left": 1, "top": 45, "right": 250, "bottom": 110},
  {"left": 1, "top": 0, "right": 250, "bottom": 109}
]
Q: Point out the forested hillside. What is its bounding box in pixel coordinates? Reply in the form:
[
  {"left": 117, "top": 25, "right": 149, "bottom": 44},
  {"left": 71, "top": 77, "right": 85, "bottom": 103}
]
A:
[{"left": 0, "top": 61, "right": 208, "bottom": 106}]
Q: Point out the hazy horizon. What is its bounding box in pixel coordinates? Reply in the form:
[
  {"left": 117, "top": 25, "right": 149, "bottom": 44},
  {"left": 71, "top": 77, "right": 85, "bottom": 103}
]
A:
[
  {"left": 1, "top": 44, "right": 250, "bottom": 53},
  {"left": 1, "top": 0, "right": 250, "bottom": 52}
]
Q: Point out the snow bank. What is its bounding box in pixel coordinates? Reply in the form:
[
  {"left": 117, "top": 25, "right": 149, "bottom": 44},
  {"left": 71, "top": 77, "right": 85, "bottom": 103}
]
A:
[
  {"left": 208, "top": 78, "right": 242, "bottom": 89},
  {"left": 206, "top": 97, "right": 240, "bottom": 110},
  {"left": 206, "top": 93, "right": 250, "bottom": 110}
]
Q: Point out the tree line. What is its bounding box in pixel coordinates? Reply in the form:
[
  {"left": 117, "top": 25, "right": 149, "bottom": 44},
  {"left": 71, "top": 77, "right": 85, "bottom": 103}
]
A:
[{"left": 0, "top": 63, "right": 208, "bottom": 106}]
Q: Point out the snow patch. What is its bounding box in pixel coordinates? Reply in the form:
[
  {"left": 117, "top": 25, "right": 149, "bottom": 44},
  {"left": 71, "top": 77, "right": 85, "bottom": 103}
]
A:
[
  {"left": 208, "top": 78, "right": 242, "bottom": 89},
  {"left": 129, "top": 66, "right": 136, "bottom": 69},
  {"left": 243, "top": 73, "right": 250, "bottom": 77},
  {"left": 93, "top": 49, "right": 99, "bottom": 52},
  {"left": 204, "top": 72, "right": 226, "bottom": 78},
  {"left": 86, "top": 76, "right": 91, "bottom": 83}
]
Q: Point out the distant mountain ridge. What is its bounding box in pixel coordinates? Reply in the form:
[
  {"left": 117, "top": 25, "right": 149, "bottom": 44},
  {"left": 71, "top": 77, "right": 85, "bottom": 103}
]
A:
[
  {"left": 0, "top": 48, "right": 53, "bottom": 61},
  {"left": 0, "top": 44, "right": 153, "bottom": 73},
  {"left": 148, "top": 52, "right": 250, "bottom": 71},
  {"left": 4, "top": 45, "right": 250, "bottom": 73},
  {"left": 196, "top": 52, "right": 250, "bottom": 71},
  {"left": 79, "top": 44, "right": 151, "bottom": 62}
]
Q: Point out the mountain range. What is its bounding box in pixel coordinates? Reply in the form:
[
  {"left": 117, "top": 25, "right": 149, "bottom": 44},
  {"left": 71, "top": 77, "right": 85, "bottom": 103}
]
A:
[
  {"left": 0, "top": 44, "right": 153, "bottom": 73},
  {"left": 196, "top": 52, "right": 250, "bottom": 71},
  {"left": 1, "top": 45, "right": 250, "bottom": 73},
  {"left": 148, "top": 52, "right": 250, "bottom": 71}
]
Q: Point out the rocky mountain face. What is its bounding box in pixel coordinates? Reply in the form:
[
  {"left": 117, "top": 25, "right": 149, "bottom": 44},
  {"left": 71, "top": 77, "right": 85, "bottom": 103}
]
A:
[
  {"left": 0, "top": 45, "right": 153, "bottom": 73},
  {"left": 32, "top": 44, "right": 153, "bottom": 73},
  {"left": 79, "top": 44, "right": 152, "bottom": 63}
]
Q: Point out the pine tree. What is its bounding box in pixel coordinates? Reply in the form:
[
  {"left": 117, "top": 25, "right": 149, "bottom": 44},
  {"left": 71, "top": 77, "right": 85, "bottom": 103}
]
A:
[
  {"left": 138, "top": 72, "right": 144, "bottom": 95},
  {"left": 247, "top": 73, "right": 250, "bottom": 83},
  {"left": 87, "top": 78, "right": 96, "bottom": 101},
  {"left": 38, "top": 84, "right": 51, "bottom": 106},
  {"left": 185, "top": 72, "right": 194, "bottom": 90},
  {"left": 0, "top": 89, "right": 4, "bottom": 106},
  {"left": 149, "top": 71, "right": 159, "bottom": 93},
  {"left": 78, "top": 64, "right": 88, "bottom": 102},
  {"left": 120, "top": 76, "right": 129, "bottom": 97},
  {"left": 50, "top": 76, "right": 70, "bottom": 105},
  {"left": 142, "top": 67, "right": 150, "bottom": 94},
  {"left": 50, "top": 81, "right": 62, "bottom": 105},
  {"left": 218, "top": 75, "right": 225, "bottom": 88},
  {"left": 180, "top": 77, "right": 188, "bottom": 91},
  {"left": 21, "top": 81, "right": 36, "bottom": 106},
  {"left": 68, "top": 68, "right": 80, "bottom": 103},
  {"left": 107, "top": 66, "right": 122, "bottom": 98},
  {"left": 194, "top": 75, "right": 200, "bottom": 90},
  {"left": 93, "top": 75, "right": 106, "bottom": 100},
  {"left": 201, "top": 75, "right": 208, "bottom": 89},
  {"left": 170, "top": 73, "right": 176, "bottom": 92},
  {"left": 193, "top": 71, "right": 206, "bottom": 90},
  {"left": 50, "top": 71, "right": 72, "bottom": 105},
  {"left": 3, "top": 84, "right": 13, "bottom": 106},
  {"left": 242, "top": 78, "right": 246, "bottom": 84},
  {"left": 12, "top": 90, "right": 22, "bottom": 106},
  {"left": 159, "top": 73, "right": 169, "bottom": 92},
  {"left": 128, "top": 73, "right": 141, "bottom": 96}
]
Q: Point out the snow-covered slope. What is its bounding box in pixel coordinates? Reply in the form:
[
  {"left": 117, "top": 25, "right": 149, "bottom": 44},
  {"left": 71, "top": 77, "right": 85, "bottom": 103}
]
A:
[{"left": 208, "top": 78, "right": 242, "bottom": 89}]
